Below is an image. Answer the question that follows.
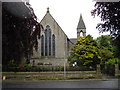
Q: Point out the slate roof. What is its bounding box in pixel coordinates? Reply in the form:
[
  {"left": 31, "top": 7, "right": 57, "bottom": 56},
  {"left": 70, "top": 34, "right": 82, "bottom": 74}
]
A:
[
  {"left": 70, "top": 38, "right": 77, "bottom": 44},
  {"left": 77, "top": 14, "right": 86, "bottom": 29}
]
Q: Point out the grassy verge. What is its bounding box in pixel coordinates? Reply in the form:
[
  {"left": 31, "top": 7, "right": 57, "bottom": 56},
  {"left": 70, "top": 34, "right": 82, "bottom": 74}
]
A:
[
  {"left": 4, "top": 75, "right": 100, "bottom": 80},
  {"left": 3, "top": 71, "right": 101, "bottom": 80}
]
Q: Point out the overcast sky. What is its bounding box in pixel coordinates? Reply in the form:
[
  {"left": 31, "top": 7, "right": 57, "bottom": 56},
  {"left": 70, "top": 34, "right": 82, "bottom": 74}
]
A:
[{"left": 29, "top": 0, "right": 109, "bottom": 39}]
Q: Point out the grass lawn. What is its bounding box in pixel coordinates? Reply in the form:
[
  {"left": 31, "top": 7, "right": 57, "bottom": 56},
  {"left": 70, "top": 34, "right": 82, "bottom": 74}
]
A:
[{"left": 2, "top": 71, "right": 101, "bottom": 80}]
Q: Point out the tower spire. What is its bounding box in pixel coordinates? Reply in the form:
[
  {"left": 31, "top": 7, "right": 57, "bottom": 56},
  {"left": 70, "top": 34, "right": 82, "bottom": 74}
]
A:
[
  {"left": 77, "top": 14, "right": 86, "bottom": 29},
  {"left": 77, "top": 14, "right": 86, "bottom": 38}
]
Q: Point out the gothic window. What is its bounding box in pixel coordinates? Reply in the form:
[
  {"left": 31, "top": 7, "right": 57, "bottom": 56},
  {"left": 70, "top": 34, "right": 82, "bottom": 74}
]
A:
[
  {"left": 52, "top": 34, "right": 55, "bottom": 56},
  {"left": 45, "top": 29, "right": 48, "bottom": 56},
  {"left": 41, "top": 35, "right": 44, "bottom": 56},
  {"left": 42, "top": 25, "right": 55, "bottom": 57},
  {"left": 49, "top": 29, "right": 51, "bottom": 56}
]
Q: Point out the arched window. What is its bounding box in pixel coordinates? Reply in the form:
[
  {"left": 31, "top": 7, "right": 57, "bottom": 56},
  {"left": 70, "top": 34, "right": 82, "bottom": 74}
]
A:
[
  {"left": 52, "top": 34, "right": 55, "bottom": 56},
  {"left": 42, "top": 25, "right": 55, "bottom": 57},
  {"left": 49, "top": 29, "right": 51, "bottom": 56},
  {"left": 41, "top": 35, "right": 44, "bottom": 56},
  {"left": 45, "top": 29, "right": 48, "bottom": 56}
]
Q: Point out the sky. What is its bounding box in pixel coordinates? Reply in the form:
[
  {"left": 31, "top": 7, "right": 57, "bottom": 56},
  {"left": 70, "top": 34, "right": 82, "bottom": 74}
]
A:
[{"left": 29, "top": 0, "right": 109, "bottom": 39}]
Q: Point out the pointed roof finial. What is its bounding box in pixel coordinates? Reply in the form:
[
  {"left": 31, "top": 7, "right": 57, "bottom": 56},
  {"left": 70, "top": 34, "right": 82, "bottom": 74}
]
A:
[{"left": 47, "top": 7, "right": 49, "bottom": 13}]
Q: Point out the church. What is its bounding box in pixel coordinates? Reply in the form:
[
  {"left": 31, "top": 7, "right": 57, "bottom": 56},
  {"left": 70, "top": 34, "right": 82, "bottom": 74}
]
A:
[{"left": 30, "top": 8, "right": 86, "bottom": 66}]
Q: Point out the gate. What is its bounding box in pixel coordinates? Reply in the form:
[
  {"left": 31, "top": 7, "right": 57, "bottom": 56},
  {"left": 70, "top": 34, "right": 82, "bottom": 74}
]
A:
[{"left": 100, "top": 64, "right": 115, "bottom": 76}]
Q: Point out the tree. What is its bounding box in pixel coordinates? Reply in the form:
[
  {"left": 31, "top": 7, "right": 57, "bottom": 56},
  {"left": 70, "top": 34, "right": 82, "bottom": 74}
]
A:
[
  {"left": 91, "top": 2, "right": 120, "bottom": 36},
  {"left": 112, "top": 36, "right": 120, "bottom": 58},
  {"left": 96, "top": 35, "right": 112, "bottom": 50},
  {"left": 2, "top": 2, "right": 42, "bottom": 66},
  {"left": 91, "top": 2, "right": 120, "bottom": 59},
  {"left": 98, "top": 47, "right": 113, "bottom": 64},
  {"left": 96, "top": 35, "right": 114, "bottom": 64},
  {"left": 68, "top": 35, "right": 101, "bottom": 68}
]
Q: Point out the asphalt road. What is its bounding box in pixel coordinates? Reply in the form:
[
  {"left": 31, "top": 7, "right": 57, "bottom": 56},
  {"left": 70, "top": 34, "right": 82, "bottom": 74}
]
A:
[{"left": 2, "top": 79, "right": 119, "bottom": 89}]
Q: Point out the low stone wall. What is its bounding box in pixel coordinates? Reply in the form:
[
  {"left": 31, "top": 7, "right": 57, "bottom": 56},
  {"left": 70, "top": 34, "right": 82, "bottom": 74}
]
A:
[
  {"left": 30, "top": 58, "right": 66, "bottom": 66},
  {"left": 2, "top": 71, "right": 97, "bottom": 80}
]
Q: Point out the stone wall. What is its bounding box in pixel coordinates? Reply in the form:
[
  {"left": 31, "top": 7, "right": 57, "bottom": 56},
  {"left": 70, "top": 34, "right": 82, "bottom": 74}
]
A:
[{"left": 30, "top": 58, "right": 67, "bottom": 66}]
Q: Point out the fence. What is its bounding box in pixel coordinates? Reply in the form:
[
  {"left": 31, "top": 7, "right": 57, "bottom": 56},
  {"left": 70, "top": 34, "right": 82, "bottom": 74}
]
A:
[
  {"left": 3, "top": 64, "right": 120, "bottom": 80},
  {"left": 98, "top": 64, "right": 120, "bottom": 76},
  {"left": 3, "top": 64, "right": 120, "bottom": 76},
  {"left": 3, "top": 65, "right": 96, "bottom": 72}
]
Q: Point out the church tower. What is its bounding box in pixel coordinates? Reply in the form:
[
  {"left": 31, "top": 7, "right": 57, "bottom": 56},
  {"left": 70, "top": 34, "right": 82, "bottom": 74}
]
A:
[{"left": 77, "top": 14, "right": 86, "bottom": 38}]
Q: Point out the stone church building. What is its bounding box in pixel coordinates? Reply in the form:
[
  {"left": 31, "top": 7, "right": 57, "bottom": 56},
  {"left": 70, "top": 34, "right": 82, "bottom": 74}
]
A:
[{"left": 30, "top": 8, "right": 86, "bottom": 66}]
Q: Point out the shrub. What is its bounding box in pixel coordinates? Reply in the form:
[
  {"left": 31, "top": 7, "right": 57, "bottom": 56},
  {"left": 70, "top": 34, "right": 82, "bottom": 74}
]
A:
[
  {"left": 24, "top": 64, "right": 32, "bottom": 71},
  {"left": 8, "top": 60, "right": 19, "bottom": 72},
  {"left": 37, "top": 63, "right": 43, "bottom": 65},
  {"left": 68, "top": 65, "right": 95, "bottom": 71},
  {"left": 105, "top": 58, "right": 120, "bottom": 65}
]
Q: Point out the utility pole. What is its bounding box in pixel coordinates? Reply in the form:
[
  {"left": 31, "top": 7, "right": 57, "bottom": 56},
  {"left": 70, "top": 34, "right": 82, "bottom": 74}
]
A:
[
  {"left": 64, "top": 42, "right": 67, "bottom": 79},
  {"left": 64, "top": 61, "right": 66, "bottom": 79}
]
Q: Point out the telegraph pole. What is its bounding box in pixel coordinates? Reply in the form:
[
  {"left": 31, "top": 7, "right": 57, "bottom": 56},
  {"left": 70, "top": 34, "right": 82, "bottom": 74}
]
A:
[{"left": 64, "top": 42, "right": 67, "bottom": 79}]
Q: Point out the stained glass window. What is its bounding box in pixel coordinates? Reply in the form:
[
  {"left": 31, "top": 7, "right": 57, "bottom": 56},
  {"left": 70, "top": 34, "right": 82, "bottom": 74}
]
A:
[
  {"left": 42, "top": 25, "right": 55, "bottom": 57},
  {"left": 41, "top": 35, "right": 44, "bottom": 56},
  {"left": 45, "top": 29, "right": 48, "bottom": 56},
  {"left": 49, "top": 29, "right": 51, "bottom": 56},
  {"left": 52, "top": 34, "right": 55, "bottom": 56}
]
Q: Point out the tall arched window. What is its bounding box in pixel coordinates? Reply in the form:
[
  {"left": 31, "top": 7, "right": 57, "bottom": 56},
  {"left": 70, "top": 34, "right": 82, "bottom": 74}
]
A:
[
  {"left": 49, "top": 29, "right": 51, "bottom": 56},
  {"left": 45, "top": 29, "right": 48, "bottom": 56},
  {"left": 41, "top": 35, "right": 44, "bottom": 56},
  {"left": 42, "top": 25, "right": 55, "bottom": 57},
  {"left": 52, "top": 34, "right": 55, "bottom": 56}
]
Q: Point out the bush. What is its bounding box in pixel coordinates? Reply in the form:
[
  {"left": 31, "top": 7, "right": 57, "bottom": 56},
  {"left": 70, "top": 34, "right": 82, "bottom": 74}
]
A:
[
  {"left": 8, "top": 60, "right": 19, "bottom": 72},
  {"left": 28, "top": 65, "right": 65, "bottom": 72},
  {"left": 68, "top": 65, "right": 95, "bottom": 71},
  {"left": 24, "top": 64, "right": 32, "bottom": 71},
  {"left": 105, "top": 58, "right": 120, "bottom": 65}
]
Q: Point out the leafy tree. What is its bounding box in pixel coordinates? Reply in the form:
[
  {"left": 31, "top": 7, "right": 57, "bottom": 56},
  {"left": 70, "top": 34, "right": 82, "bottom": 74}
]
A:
[
  {"left": 91, "top": 2, "right": 120, "bottom": 59},
  {"left": 68, "top": 35, "right": 101, "bottom": 68},
  {"left": 2, "top": 2, "right": 42, "bottom": 66},
  {"left": 112, "top": 36, "right": 120, "bottom": 58},
  {"left": 98, "top": 47, "right": 113, "bottom": 64},
  {"left": 91, "top": 2, "right": 120, "bottom": 36},
  {"left": 96, "top": 35, "right": 116, "bottom": 63},
  {"left": 96, "top": 35, "right": 112, "bottom": 50}
]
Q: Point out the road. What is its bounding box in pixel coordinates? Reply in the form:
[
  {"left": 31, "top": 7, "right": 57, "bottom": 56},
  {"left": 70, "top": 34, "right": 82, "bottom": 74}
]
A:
[{"left": 2, "top": 79, "right": 119, "bottom": 90}]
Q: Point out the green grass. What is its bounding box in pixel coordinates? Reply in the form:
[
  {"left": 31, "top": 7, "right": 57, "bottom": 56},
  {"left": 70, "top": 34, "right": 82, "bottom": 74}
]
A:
[
  {"left": 6, "top": 77, "right": 64, "bottom": 80},
  {"left": 5, "top": 75, "right": 99, "bottom": 80},
  {"left": 3, "top": 71, "right": 100, "bottom": 80}
]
